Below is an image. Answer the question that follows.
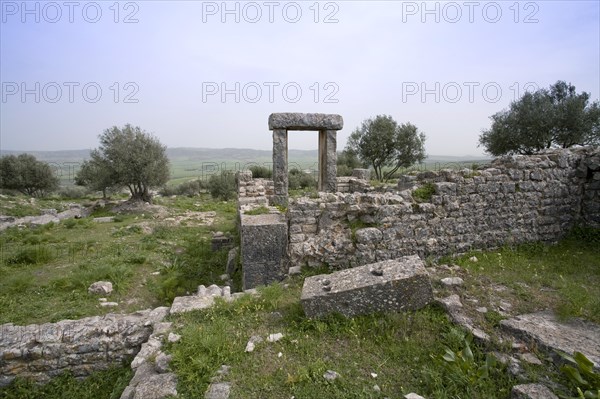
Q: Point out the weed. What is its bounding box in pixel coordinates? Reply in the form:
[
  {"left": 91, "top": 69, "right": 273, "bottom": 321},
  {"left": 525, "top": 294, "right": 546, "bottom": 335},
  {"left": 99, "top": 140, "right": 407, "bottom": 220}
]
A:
[
  {"left": 6, "top": 245, "right": 54, "bottom": 265},
  {"left": 558, "top": 351, "right": 600, "bottom": 399},
  {"left": 244, "top": 206, "right": 270, "bottom": 215},
  {"left": 412, "top": 183, "right": 435, "bottom": 203}
]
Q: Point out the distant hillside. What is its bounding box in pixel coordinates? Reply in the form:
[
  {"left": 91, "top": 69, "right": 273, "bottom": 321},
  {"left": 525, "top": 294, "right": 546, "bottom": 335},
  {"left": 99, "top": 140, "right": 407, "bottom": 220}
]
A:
[
  {"left": 1, "top": 148, "right": 488, "bottom": 164},
  {"left": 0, "top": 148, "right": 490, "bottom": 185}
]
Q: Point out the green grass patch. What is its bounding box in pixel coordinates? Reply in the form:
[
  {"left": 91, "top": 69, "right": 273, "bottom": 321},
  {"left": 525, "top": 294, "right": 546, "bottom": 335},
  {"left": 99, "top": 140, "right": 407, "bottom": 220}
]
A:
[
  {"left": 0, "top": 366, "right": 132, "bottom": 399},
  {"left": 167, "top": 282, "right": 514, "bottom": 399},
  {"left": 244, "top": 206, "right": 270, "bottom": 215},
  {"left": 0, "top": 194, "right": 239, "bottom": 325},
  {"left": 444, "top": 230, "right": 600, "bottom": 323}
]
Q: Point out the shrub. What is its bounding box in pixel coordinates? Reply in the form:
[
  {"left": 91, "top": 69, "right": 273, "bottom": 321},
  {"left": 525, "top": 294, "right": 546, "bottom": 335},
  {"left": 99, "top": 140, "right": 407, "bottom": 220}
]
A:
[
  {"left": 248, "top": 165, "right": 272, "bottom": 179},
  {"left": 413, "top": 183, "right": 435, "bottom": 202},
  {"left": 57, "top": 185, "right": 88, "bottom": 199},
  {"left": 160, "top": 179, "right": 205, "bottom": 197},
  {"left": 208, "top": 171, "right": 236, "bottom": 201},
  {"left": 289, "top": 168, "right": 317, "bottom": 190}
]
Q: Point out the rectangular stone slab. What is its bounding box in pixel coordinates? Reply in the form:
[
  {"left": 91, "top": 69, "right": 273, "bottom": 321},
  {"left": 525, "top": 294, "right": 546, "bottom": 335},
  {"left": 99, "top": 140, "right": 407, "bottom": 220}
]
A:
[
  {"left": 241, "top": 212, "right": 288, "bottom": 290},
  {"left": 301, "top": 255, "right": 433, "bottom": 318},
  {"left": 268, "top": 113, "right": 343, "bottom": 131}
]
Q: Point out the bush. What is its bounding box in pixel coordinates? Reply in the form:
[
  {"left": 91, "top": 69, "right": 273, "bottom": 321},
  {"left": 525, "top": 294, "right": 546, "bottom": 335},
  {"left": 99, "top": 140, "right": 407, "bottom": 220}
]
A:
[
  {"left": 160, "top": 180, "right": 205, "bottom": 197},
  {"left": 248, "top": 165, "right": 272, "bottom": 179},
  {"left": 208, "top": 171, "right": 236, "bottom": 201},
  {"left": 57, "top": 185, "right": 88, "bottom": 199},
  {"left": 289, "top": 168, "right": 317, "bottom": 190},
  {"left": 413, "top": 183, "right": 435, "bottom": 202}
]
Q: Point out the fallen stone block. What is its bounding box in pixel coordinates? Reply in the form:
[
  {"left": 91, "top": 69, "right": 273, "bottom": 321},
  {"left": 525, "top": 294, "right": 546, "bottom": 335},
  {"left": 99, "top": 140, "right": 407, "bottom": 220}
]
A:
[
  {"left": 501, "top": 311, "right": 600, "bottom": 369},
  {"left": 301, "top": 255, "right": 434, "bottom": 318}
]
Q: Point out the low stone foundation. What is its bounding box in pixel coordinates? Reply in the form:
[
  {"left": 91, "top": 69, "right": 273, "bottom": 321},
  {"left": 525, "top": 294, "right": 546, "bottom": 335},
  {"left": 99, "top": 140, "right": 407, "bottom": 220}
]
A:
[{"left": 0, "top": 307, "right": 169, "bottom": 387}]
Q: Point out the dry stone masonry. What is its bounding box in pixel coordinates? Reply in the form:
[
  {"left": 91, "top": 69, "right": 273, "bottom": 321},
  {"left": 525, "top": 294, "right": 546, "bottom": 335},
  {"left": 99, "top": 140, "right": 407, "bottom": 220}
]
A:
[
  {"left": 0, "top": 307, "right": 169, "bottom": 387},
  {"left": 289, "top": 147, "right": 600, "bottom": 269}
]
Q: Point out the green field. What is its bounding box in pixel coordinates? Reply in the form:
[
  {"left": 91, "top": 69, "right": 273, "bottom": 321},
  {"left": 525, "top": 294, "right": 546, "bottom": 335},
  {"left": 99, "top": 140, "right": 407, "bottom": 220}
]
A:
[{"left": 1, "top": 148, "right": 490, "bottom": 187}]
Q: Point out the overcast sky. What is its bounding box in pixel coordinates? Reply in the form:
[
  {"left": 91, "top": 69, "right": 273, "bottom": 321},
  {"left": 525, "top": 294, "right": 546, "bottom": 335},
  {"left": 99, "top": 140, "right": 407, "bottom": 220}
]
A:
[{"left": 1, "top": 0, "right": 598, "bottom": 156}]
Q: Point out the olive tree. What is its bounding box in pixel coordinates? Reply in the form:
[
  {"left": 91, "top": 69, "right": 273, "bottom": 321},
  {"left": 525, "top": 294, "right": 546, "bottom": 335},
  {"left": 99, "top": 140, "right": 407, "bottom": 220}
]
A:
[
  {"left": 479, "top": 81, "right": 600, "bottom": 156},
  {"left": 346, "top": 115, "right": 426, "bottom": 181},
  {"left": 0, "top": 154, "right": 59, "bottom": 197},
  {"left": 76, "top": 124, "right": 170, "bottom": 202}
]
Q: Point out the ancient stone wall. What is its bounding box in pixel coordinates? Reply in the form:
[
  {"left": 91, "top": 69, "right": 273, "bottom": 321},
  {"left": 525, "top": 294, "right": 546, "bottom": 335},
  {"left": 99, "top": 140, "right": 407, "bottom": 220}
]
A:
[
  {"left": 0, "top": 308, "right": 168, "bottom": 386},
  {"left": 288, "top": 148, "right": 599, "bottom": 269}
]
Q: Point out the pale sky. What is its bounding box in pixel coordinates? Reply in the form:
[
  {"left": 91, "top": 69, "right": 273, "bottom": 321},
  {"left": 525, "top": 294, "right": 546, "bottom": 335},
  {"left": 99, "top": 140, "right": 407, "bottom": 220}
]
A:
[{"left": 1, "top": 0, "right": 599, "bottom": 156}]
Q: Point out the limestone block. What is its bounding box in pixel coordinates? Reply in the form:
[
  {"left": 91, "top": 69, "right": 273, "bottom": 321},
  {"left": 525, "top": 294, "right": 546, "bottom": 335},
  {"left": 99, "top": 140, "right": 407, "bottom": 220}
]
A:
[
  {"left": 301, "top": 255, "right": 433, "bottom": 318},
  {"left": 268, "top": 113, "right": 343, "bottom": 131},
  {"left": 241, "top": 212, "right": 288, "bottom": 290}
]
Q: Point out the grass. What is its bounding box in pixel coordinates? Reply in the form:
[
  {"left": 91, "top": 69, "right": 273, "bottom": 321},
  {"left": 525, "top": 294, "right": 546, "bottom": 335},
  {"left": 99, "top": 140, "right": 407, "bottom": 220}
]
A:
[
  {"left": 441, "top": 228, "right": 600, "bottom": 324},
  {"left": 243, "top": 206, "right": 270, "bottom": 215},
  {"left": 0, "top": 366, "right": 132, "bottom": 399},
  {"left": 0, "top": 193, "right": 238, "bottom": 325},
  {"left": 1, "top": 189, "right": 598, "bottom": 399},
  {"left": 167, "top": 281, "right": 515, "bottom": 399}
]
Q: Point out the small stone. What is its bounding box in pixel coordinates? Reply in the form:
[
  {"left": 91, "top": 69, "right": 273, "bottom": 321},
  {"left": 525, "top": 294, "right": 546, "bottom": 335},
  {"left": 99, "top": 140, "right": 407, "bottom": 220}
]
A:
[
  {"left": 219, "top": 274, "right": 230, "bottom": 281},
  {"left": 511, "top": 383, "right": 558, "bottom": 399},
  {"left": 278, "top": 352, "right": 283, "bottom": 358},
  {"left": 441, "top": 277, "right": 464, "bottom": 286},
  {"left": 322, "top": 279, "right": 331, "bottom": 286},
  {"left": 168, "top": 333, "right": 181, "bottom": 343},
  {"left": 205, "top": 382, "right": 231, "bottom": 399},
  {"left": 323, "top": 370, "right": 339, "bottom": 381},
  {"left": 289, "top": 266, "right": 302, "bottom": 276},
  {"left": 404, "top": 394, "right": 426, "bottom": 399},
  {"left": 88, "top": 281, "right": 113, "bottom": 295},
  {"left": 245, "top": 335, "right": 263, "bottom": 352},
  {"left": 100, "top": 302, "right": 118, "bottom": 307},
  {"left": 519, "top": 352, "right": 542, "bottom": 365},
  {"left": 267, "top": 333, "right": 284, "bottom": 342},
  {"left": 476, "top": 307, "right": 488, "bottom": 313},
  {"left": 469, "top": 256, "right": 478, "bottom": 262},
  {"left": 98, "top": 298, "right": 107, "bottom": 302},
  {"left": 370, "top": 372, "right": 378, "bottom": 378},
  {"left": 322, "top": 286, "right": 331, "bottom": 292},
  {"left": 373, "top": 384, "right": 381, "bottom": 392}
]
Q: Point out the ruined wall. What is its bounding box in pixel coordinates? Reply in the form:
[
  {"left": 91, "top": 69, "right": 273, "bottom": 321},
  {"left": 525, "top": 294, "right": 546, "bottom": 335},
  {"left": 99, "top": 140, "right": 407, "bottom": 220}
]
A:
[
  {"left": 0, "top": 307, "right": 168, "bottom": 386},
  {"left": 578, "top": 152, "right": 600, "bottom": 228},
  {"left": 288, "top": 148, "right": 599, "bottom": 269}
]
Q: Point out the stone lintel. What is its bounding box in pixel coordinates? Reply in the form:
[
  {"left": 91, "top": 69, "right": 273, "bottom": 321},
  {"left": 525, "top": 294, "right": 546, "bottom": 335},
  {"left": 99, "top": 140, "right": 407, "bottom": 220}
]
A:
[
  {"left": 268, "top": 113, "right": 343, "bottom": 131},
  {"left": 301, "top": 255, "right": 433, "bottom": 318}
]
